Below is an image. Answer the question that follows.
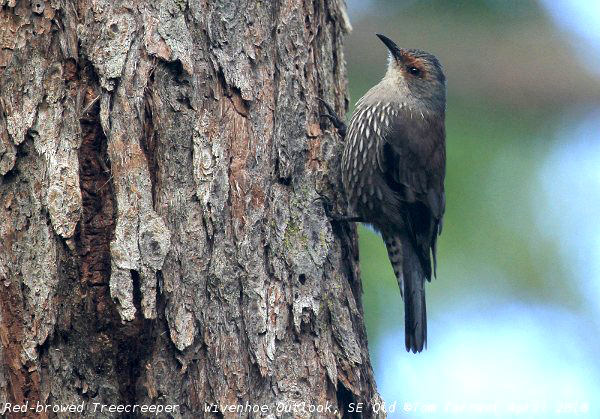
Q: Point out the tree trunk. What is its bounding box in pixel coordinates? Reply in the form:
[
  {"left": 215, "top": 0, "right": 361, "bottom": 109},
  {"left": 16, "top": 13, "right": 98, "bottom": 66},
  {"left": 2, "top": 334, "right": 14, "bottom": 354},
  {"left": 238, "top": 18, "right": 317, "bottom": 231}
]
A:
[{"left": 0, "top": 0, "right": 382, "bottom": 417}]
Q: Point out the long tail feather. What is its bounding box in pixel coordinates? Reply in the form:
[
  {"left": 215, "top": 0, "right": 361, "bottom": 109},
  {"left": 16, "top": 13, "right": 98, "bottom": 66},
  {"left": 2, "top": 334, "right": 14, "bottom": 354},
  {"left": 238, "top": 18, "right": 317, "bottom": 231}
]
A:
[
  {"left": 403, "top": 245, "right": 427, "bottom": 353},
  {"left": 384, "top": 234, "right": 427, "bottom": 353}
]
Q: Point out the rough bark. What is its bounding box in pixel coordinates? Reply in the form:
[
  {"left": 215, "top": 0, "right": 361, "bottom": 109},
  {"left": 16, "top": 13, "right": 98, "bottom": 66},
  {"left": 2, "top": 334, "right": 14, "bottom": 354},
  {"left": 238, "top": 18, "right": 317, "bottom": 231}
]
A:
[{"left": 0, "top": 0, "right": 382, "bottom": 417}]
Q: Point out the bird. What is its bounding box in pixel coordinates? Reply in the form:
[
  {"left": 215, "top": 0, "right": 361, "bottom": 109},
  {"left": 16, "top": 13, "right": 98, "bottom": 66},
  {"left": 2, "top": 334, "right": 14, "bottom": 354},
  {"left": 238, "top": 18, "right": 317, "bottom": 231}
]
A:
[{"left": 323, "top": 34, "right": 446, "bottom": 353}]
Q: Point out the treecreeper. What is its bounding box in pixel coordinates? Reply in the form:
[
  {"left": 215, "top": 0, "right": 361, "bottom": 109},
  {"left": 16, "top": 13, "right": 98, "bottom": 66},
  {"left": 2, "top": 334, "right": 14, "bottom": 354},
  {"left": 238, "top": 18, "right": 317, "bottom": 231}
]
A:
[{"left": 323, "top": 34, "right": 446, "bottom": 353}]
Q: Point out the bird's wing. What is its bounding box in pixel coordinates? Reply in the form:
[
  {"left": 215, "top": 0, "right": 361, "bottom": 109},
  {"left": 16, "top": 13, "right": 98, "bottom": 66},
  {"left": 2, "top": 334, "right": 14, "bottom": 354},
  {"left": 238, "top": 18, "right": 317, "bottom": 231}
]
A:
[{"left": 379, "top": 106, "right": 446, "bottom": 280}]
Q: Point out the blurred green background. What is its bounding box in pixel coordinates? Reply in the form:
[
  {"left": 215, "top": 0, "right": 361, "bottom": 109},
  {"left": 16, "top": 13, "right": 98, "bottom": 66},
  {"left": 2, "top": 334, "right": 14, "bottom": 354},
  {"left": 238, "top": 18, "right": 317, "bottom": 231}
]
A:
[{"left": 345, "top": 1, "right": 600, "bottom": 417}]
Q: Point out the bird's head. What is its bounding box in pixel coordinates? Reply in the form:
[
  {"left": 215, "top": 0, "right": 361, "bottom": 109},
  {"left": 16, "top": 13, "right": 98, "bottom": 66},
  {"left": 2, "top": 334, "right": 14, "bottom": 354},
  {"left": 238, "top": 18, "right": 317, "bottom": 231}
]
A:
[{"left": 376, "top": 34, "right": 445, "bottom": 111}]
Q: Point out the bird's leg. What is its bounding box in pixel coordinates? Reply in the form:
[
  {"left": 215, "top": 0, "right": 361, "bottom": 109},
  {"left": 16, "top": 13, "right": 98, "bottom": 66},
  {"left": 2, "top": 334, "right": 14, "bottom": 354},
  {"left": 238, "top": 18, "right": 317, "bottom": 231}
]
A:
[
  {"left": 313, "top": 194, "right": 364, "bottom": 223},
  {"left": 318, "top": 98, "right": 347, "bottom": 139}
]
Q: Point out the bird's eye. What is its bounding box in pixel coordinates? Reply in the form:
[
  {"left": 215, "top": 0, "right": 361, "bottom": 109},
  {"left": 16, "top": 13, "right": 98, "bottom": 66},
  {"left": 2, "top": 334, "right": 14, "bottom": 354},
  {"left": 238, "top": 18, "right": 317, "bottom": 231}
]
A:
[{"left": 407, "top": 66, "right": 422, "bottom": 77}]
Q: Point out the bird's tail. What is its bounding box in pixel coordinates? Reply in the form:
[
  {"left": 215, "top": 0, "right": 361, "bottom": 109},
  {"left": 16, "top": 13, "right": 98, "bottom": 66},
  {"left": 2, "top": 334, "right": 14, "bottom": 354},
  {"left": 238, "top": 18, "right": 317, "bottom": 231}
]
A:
[{"left": 384, "top": 235, "right": 427, "bottom": 353}]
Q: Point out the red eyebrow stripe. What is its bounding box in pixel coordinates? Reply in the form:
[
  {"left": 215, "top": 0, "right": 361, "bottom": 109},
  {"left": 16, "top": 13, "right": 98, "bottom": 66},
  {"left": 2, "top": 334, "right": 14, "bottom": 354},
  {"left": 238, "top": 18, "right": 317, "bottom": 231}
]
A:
[
  {"left": 400, "top": 56, "right": 427, "bottom": 77},
  {"left": 403, "top": 55, "right": 425, "bottom": 69}
]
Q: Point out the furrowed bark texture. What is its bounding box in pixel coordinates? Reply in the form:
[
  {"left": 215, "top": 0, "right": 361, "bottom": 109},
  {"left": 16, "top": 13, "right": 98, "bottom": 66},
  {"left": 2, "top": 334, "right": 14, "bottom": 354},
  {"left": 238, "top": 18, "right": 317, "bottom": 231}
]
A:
[{"left": 0, "top": 0, "right": 382, "bottom": 417}]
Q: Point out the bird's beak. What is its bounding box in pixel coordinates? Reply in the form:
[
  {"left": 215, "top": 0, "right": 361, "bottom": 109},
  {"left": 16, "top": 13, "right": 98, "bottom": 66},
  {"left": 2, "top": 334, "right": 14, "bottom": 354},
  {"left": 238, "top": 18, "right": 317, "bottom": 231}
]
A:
[{"left": 376, "top": 33, "right": 403, "bottom": 60}]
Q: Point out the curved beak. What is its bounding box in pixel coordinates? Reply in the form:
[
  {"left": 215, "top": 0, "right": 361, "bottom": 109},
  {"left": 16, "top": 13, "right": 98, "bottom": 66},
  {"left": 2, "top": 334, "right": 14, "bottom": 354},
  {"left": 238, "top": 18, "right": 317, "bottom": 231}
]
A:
[{"left": 376, "top": 33, "right": 403, "bottom": 59}]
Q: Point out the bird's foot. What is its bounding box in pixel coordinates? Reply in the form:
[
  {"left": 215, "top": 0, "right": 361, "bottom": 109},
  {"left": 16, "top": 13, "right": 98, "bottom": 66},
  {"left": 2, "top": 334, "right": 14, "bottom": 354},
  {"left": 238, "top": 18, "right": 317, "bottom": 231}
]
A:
[
  {"left": 313, "top": 194, "right": 363, "bottom": 223},
  {"left": 318, "top": 98, "right": 347, "bottom": 139},
  {"left": 332, "top": 214, "right": 364, "bottom": 223}
]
